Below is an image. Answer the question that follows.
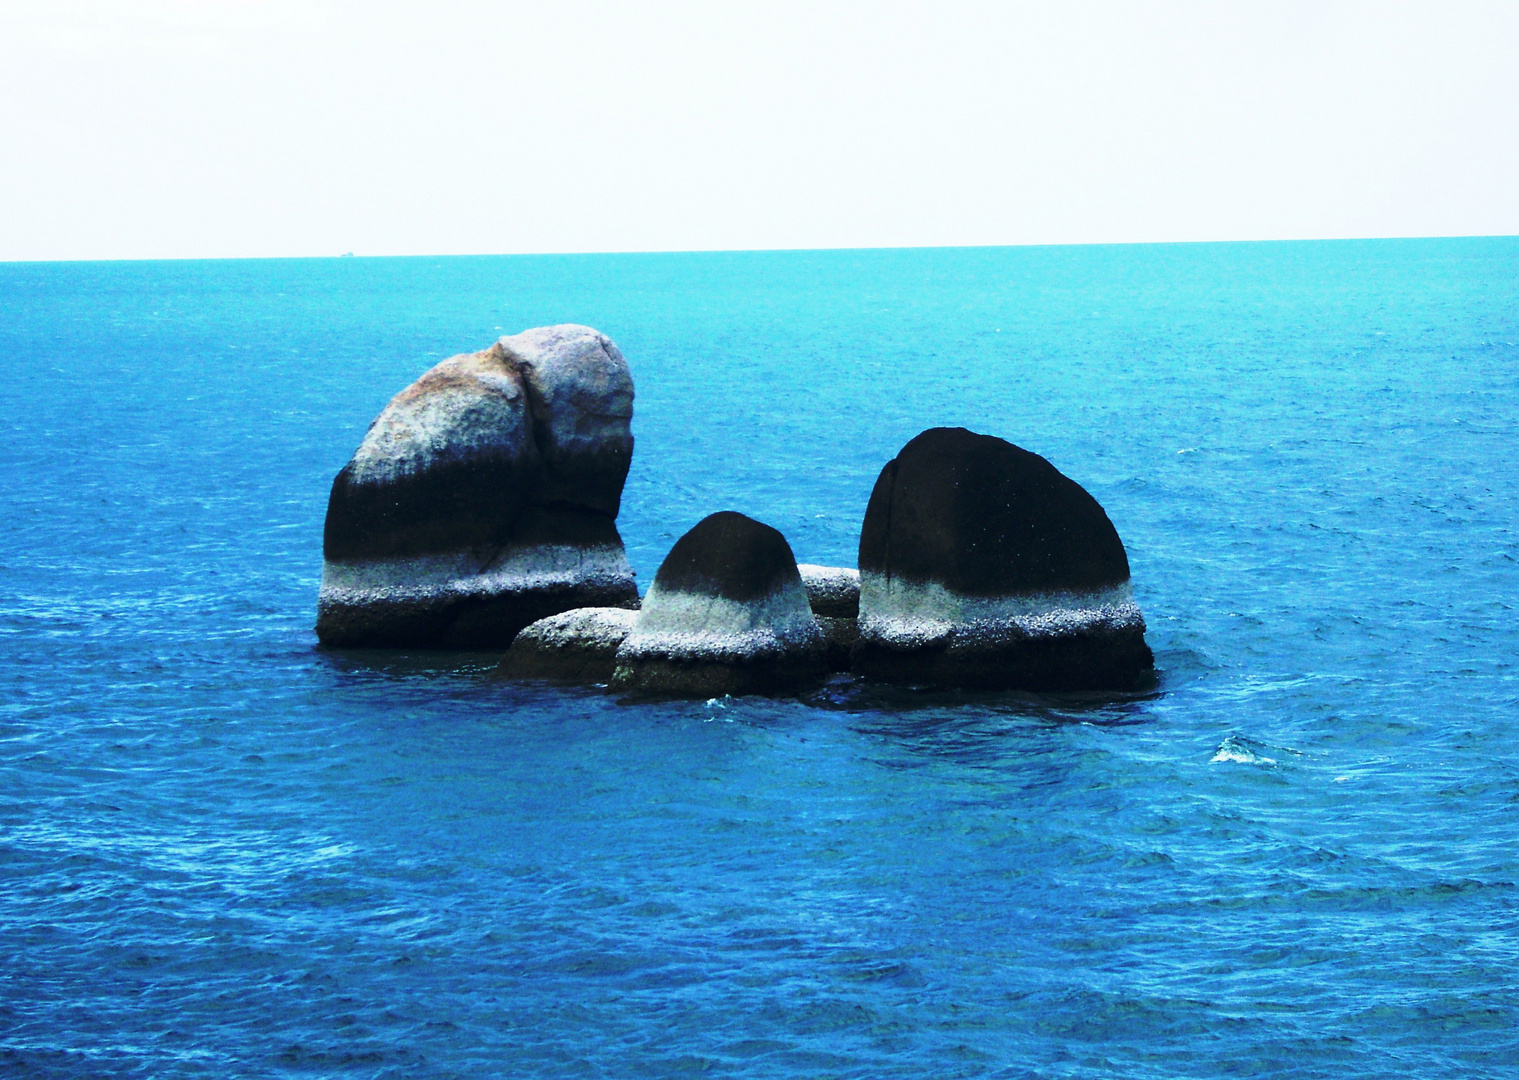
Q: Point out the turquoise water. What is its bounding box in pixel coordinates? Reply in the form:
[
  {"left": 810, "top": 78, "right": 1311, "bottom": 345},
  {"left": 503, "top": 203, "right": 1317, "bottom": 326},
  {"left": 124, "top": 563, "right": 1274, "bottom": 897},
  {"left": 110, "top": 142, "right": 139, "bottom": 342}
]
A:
[{"left": 2, "top": 239, "right": 1517, "bottom": 1077}]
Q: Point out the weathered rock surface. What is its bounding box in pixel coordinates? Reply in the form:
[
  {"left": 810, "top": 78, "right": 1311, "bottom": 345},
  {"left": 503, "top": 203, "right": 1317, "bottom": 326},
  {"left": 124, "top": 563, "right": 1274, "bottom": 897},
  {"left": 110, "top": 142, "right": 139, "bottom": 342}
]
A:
[
  {"left": 496, "top": 606, "right": 639, "bottom": 683},
  {"left": 797, "top": 564, "right": 860, "bottom": 617},
  {"left": 317, "top": 325, "right": 639, "bottom": 647},
  {"left": 815, "top": 615, "right": 860, "bottom": 672},
  {"left": 612, "top": 512, "right": 826, "bottom": 696},
  {"left": 853, "top": 427, "right": 1153, "bottom": 690},
  {"left": 797, "top": 564, "right": 859, "bottom": 670}
]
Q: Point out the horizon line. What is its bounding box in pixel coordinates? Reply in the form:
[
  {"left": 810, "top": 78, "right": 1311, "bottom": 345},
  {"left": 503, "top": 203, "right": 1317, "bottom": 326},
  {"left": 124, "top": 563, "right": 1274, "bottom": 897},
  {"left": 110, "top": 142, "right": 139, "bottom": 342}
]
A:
[{"left": 3, "top": 231, "right": 1517, "bottom": 266}]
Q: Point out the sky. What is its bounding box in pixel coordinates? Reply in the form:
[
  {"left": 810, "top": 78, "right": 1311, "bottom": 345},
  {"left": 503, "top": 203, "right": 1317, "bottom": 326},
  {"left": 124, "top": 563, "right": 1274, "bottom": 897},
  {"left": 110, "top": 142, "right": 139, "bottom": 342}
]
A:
[{"left": 1, "top": 0, "right": 1516, "bottom": 260}]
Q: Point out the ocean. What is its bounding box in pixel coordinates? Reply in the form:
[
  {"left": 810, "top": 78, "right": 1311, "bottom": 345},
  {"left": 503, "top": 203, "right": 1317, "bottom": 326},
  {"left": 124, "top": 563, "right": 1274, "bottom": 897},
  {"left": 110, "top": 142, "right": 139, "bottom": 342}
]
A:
[{"left": 1, "top": 239, "right": 1516, "bottom": 1077}]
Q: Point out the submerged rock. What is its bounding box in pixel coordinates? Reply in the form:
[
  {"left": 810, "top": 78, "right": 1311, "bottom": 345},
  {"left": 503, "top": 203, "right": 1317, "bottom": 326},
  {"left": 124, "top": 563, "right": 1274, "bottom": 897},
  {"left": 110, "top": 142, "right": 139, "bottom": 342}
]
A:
[
  {"left": 317, "top": 325, "right": 639, "bottom": 648},
  {"left": 497, "top": 606, "right": 639, "bottom": 683},
  {"left": 853, "top": 427, "right": 1153, "bottom": 690},
  {"left": 612, "top": 512, "right": 826, "bottom": 696},
  {"left": 797, "top": 564, "right": 860, "bottom": 670}
]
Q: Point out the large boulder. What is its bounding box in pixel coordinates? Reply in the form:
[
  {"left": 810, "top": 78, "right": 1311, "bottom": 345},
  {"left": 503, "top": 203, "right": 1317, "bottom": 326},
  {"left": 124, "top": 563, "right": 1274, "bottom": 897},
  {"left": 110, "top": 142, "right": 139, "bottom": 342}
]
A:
[
  {"left": 316, "top": 325, "right": 639, "bottom": 647},
  {"left": 496, "top": 606, "right": 639, "bottom": 684},
  {"left": 853, "top": 427, "right": 1153, "bottom": 690},
  {"left": 611, "top": 512, "right": 826, "bottom": 696}
]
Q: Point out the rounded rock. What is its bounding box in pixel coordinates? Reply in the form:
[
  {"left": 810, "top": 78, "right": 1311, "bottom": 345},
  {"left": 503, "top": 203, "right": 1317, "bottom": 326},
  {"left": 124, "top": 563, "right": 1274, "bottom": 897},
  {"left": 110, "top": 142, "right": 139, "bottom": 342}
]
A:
[
  {"left": 499, "top": 325, "right": 635, "bottom": 516},
  {"left": 796, "top": 564, "right": 860, "bottom": 670},
  {"left": 796, "top": 564, "right": 860, "bottom": 618},
  {"left": 612, "top": 512, "right": 826, "bottom": 696},
  {"left": 497, "top": 606, "right": 639, "bottom": 684},
  {"left": 316, "top": 326, "right": 639, "bottom": 648},
  {"left": 854, "top": 427, "right": 1153, "bottom": 690}
]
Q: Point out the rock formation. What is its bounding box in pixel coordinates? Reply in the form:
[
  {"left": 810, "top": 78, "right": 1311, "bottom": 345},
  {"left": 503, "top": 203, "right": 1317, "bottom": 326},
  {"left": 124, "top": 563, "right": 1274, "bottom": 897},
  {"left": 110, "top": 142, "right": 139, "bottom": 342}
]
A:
[
  {"left": 797, "top": 564, "right": 859, "bottom": 617},
  {"left": 496, "top": 606, "right": 638, "bottom": 683},
  {"left": 853, "top": 427, "right": 1153, "bottom": 690},
  {"left": 316, "top": 325, "right": 639, "bottom": 648},
  {"left": 797, "top": 564, "right": 859, "bottom": 671},
  {"left": 611, "top": 512, "right": 826, "bottom": 696}
]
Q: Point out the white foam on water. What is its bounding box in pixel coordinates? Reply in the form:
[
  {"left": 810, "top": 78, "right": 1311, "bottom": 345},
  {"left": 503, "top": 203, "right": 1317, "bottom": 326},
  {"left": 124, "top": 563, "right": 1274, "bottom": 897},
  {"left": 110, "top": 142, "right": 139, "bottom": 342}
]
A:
[
  {"left": 1211, "top": 744, "right": 1276, "bottom": 766},
  {"left": 1209, "top": 734, "right": 1297, "bottom": 766}
]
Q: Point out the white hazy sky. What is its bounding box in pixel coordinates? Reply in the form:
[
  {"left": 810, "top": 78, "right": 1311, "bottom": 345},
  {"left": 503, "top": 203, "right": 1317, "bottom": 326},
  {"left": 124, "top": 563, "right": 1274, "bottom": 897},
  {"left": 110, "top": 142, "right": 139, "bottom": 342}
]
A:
[{"left": 1, "top": 0, "right": 1516, "bottom": 260}]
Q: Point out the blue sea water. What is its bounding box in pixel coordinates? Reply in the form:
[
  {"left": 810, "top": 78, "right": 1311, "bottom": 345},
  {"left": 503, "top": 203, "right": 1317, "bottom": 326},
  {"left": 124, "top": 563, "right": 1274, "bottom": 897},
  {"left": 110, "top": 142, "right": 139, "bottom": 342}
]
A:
[{"left": 1, "top": 238, "right": 1517, "bottom": 1078}]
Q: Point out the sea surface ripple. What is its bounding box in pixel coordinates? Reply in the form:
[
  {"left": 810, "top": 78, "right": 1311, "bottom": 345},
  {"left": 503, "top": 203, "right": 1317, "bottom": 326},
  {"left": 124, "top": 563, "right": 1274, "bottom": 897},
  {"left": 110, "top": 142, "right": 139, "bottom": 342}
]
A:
[{"left": 1, "top": 239, "right": 1516, "bottom": 1078}]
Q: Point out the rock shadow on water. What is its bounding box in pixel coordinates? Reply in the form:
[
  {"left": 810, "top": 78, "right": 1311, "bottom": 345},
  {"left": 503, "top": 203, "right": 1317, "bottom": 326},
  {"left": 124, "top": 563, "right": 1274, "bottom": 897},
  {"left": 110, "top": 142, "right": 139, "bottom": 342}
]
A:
[
  {"left": 800, "top": 670, "right": 1161, "bottom": 724},
  {"left": 315, "top": 644, "right": 512, "bottom": 682},
  {"left": 785, "top": 674, "right": 1162, "bottom": 770},
  {"left": 1150, "top": 642, "right": 1222, "bottom": 682}
]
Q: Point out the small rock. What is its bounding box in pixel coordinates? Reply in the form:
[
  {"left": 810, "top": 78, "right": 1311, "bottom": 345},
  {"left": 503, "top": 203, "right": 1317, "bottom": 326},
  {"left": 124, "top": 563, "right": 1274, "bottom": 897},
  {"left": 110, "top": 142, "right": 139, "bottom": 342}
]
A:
[
  {"left": 796, "top": 564, "right": 860, "bottom": 617},
  {"left": 612, "top": 512, "right": 826, "bottom": 696},
  {"left": 497, "top": 607, "right": 639, "bottom": 684},
  {"left": 796, "top": 564, "right": 860, "bottom": 670}
]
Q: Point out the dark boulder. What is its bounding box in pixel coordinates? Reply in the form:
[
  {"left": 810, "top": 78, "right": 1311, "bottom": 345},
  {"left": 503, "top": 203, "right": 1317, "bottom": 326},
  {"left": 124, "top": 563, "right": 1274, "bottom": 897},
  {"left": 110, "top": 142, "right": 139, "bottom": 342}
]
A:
[
  {"left": 316, "top": 325, "right": 639, "bottom": 648},
  {"left": 611, "top": 512, "right": 826, "bottom": 696},
  {"left": 854, "top": 427, "right": 1153, "bottom": 690}
]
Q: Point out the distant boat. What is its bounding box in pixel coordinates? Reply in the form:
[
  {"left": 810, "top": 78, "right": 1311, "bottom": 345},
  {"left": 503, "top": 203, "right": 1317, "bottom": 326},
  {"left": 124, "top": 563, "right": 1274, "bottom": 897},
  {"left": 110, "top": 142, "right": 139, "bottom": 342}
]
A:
[{"left": 340, "top": 251, "right": 354, "bottom": 257}]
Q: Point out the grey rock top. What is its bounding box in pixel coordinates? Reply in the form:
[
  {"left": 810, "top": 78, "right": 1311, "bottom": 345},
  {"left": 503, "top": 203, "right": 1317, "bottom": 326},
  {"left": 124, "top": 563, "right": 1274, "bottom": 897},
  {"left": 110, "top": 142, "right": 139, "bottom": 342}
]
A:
[
  {"left": 499, "top": 325, "right": 634, "bottom": 516},
  {"left": 344, "top": 324, "right": 631, "bottom": 486},
  {"left": 496, "top": 606, "right": 639, "bottom": 684},
  {"left": 345, "top": 343, "right": 534, "bottom": 488},
  {"left": 324, "top": 325, "right": 634, "bottom": 562},
  {"left": 317, "top": 325, "right": 638, "bottom": 647},
  {"left": 796, "top": 564, "right": 860, "bottom": 618},
  {"left": 511, "top": 606, "right": 638, "bottom": 653},
  {"left": 502, "top": 328, "right": 631, "bottom": 421}
]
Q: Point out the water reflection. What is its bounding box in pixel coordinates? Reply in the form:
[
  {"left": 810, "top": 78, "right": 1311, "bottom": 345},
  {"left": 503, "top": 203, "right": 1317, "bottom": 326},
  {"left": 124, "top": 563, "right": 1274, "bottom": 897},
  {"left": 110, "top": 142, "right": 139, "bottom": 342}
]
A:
[{"left": 314, "top": 643, "right": 503, "bottom": 680}]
